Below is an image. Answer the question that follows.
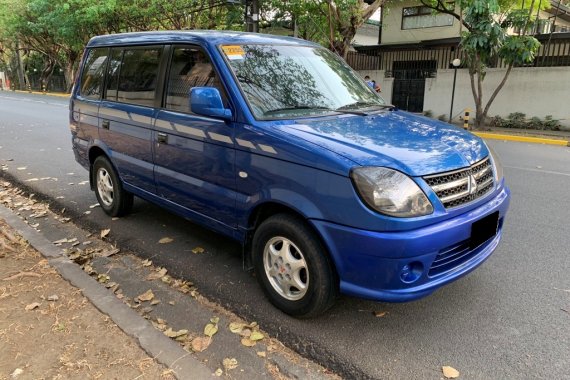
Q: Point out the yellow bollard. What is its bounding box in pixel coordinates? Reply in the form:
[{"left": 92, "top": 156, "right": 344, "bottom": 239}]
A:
[{"left": 463, "top": 108, "right": 471, "bottom": 129}]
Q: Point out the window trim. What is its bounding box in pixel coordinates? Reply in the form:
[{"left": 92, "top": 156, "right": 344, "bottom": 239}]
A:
[
  {"left": 401, "top": 3, "right": 455, "bottom": 30},
  {"left": 160, "top": 43, "right": 231, "bottom": 116}
]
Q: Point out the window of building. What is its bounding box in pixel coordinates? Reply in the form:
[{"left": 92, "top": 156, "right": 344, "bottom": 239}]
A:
[
  {"left": 165, "top": 46, "right": 226, "bottom": 114},
  {"left": 116, "top": 48, "right": 162, "bottom": 107},
  {"left": 402, "top": 5, "right": 454, "bottom": 30},
  {"left": 80, "top": 48, "right": 109, "bottom": 100}
]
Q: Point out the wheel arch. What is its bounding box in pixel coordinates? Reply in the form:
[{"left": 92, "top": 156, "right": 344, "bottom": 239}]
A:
[
  {"left": 243, "top": 201, "right": 339, "bottom": 288},
  {"left": 88, "top": 146, "right": 110, "bottom": 190}
]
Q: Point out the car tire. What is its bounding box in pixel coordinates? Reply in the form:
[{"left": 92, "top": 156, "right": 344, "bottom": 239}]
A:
[
  {"left": 92, "top": 156, "right": 133, "bottom": 217},
  {"left": 252, "top": 213, "right": 338, "bottom": 318}
]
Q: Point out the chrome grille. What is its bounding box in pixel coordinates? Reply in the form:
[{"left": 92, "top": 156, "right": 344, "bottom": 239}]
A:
[{"left": 423, "top": 158, "right": 495, "bottom": 209}]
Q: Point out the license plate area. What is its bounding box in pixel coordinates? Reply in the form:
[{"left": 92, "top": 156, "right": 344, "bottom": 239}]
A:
[{"left": 470, "top": 211, "right": 499, "bottom": 249}]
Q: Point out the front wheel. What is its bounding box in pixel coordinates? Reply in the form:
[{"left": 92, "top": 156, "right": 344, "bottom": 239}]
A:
[
  {"left": 252, "top": 214, "right": 338, "bottom": 318},
  {"left": 92, "top": 156, "right": 133, "bottom": 217}
]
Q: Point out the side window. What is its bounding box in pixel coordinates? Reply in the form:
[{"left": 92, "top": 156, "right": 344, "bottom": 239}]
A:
[
  {"left": 116, "top": 48, "right": 162, "bottom": 107},
  {"left": 105, "top": 48, "right": 123, "bottom": 102},
  {"left": 80, "top": 48, "right": 109, "bottom": 100},
  {"left": 165, "top": 46, "right": 226, "bottom": 114}
]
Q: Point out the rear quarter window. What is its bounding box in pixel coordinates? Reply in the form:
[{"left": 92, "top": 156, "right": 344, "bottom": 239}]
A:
[{"left": 80, "top": 48, "right": 109, "bottom": 100}]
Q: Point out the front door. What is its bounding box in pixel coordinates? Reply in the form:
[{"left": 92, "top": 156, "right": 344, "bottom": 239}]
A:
[{"left": 153, "top": 45, "right": 236, "bottom": 230}]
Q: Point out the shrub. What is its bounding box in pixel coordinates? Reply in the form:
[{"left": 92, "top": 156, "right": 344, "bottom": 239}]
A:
[{"left": 489, "top": 113, "right": 561, "bottom": 130}]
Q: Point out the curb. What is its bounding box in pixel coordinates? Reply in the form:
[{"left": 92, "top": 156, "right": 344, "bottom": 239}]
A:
[
  {"left": 0, "top": 205, "right": 213, "bottom": 380},
  {"left": 12, "top": 90, "right": 70, "bottom": 98},
  {"left": 473, "top": 132, "right": 570, "bottom": 147}
]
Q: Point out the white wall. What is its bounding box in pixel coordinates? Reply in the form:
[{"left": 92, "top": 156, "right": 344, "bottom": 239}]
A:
[
  {"left": 423, "top": 66, "right": 570, "bottom": 129},
  {"left": 353, "top": 22, "right": 380, "bottom": 46},
  {"left": 381, "top": 0, "right": 461, "bottom": 45}
]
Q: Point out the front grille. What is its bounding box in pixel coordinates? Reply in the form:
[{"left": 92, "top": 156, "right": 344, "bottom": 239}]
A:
[{"left": 423, "top": 158, "right": 495, "bottom": 209}]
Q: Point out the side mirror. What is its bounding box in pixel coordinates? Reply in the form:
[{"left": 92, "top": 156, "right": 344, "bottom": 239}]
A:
[{"left": 190, "top": 87, "right": 232, "bottom": 121}]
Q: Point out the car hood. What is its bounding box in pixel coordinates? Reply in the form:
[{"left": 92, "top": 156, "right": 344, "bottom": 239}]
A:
[{"left": 283, "top": 110, "right": 488, "bottom": 176}]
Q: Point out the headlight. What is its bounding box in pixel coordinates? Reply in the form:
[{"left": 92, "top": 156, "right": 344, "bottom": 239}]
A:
[
  {"left": 351, "top": 167, "right": 433, "bottom": 217},
  {"left": 486, "top": 143, "right": 504, "bottom": 182}
]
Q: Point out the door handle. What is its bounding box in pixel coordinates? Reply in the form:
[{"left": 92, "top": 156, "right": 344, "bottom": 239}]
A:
[
  {"left": 102, "top": 120, "right": 110, "bottom": 130},
  {"left": 157, "top": 132, "right": 168, "bottom": 144}
]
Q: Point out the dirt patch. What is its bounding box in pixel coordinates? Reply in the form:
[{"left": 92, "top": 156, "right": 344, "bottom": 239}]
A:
[{"left": 0, "top": 220, "right": 174, "bottom": 380}]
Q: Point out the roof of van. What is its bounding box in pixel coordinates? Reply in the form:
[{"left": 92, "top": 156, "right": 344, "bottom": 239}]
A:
[{"left": 86, "top": 31, "right": 320, "bottom": 48}]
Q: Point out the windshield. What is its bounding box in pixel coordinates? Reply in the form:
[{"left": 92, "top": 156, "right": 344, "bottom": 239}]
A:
[{"left": 221, "top": 44, "right": 386, "bottom": 119}]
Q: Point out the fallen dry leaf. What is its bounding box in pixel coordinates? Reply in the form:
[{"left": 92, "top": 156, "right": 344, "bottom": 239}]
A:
[
  {"left": 191, "top": 336, "right": 212, "bottom": 352},
  {"left": 25, "top": 302, "right": 41, "bottom": 311},
  {"left": 229, "top": 322, "right": 245, "bottom": 334},
  {"left": 191, "top": 246, "right": 204, "bottom": 254},
  {"left": 158, "top": 237, "right": 173, "bottom": 244},
  {"left": 250, "top": 331, "right": 264, "bottom": 341},
  {"left": 257, "top": 351, "right": 266, "bottom": 358},
  {"left": 163, "top": 328, "right": 188, "bottom": 338},
  {"left": 147, "top": 267, "right": 168, "bottom": 281},
  {"left": 204, "top": 323, "right": 218, "bottom": 337},
  {"left": 373, "top": 311, "right": 388, "bottom": 318},
  {"left": 241, "top": 338, "right": 256, "bottom": 347},
  {"left": 137, "top": 289, "right": 155, "bottom": 302},
  {"left": 222, "top": 358, "right": 238, "bottom": 371},
  {"left": 442, "top": 366, "right": 460, "bottom": 379},
  {"left": 142, "top": 259, "right": 152, "bottom": 267},
  {"left": 100, "top": 229, "right": 110, "bottom": 239},
  {"left": 98, "top": 248, "right": 120, "bottom": 257}
]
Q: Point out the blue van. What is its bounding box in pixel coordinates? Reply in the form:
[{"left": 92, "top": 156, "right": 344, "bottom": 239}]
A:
[{"left": 70, "top": 31, "right": 510, "bottom": 317}]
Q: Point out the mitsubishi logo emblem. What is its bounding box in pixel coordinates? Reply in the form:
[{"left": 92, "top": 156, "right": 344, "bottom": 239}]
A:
[{"left": 468, "top": 175, "right": 478, "bottom": 195}]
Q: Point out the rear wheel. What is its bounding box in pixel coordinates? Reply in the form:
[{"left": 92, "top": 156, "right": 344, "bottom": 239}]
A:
[
  {"left": 252, "top": 214, "right": 337, "bottom": 318},
  {"left": 92, "top": 156, "right": 133, "bottom": 217}
]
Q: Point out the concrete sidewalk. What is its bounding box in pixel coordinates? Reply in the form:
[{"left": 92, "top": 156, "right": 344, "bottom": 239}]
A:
[{"left": 0, "top": 180, "right": 337, "bottom": 380}]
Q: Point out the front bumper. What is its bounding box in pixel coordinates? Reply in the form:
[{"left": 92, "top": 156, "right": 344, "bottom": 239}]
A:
[{"left": 311, "top": 185, "right": 511, "bottom": 302}]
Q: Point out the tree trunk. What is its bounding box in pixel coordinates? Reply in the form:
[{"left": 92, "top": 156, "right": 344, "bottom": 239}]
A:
[{"left": 40, "top": 58, "right": 56, "bottom": 92}]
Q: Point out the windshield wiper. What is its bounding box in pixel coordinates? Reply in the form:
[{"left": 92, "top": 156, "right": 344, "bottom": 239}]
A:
[
  {"left": 264, "top": 105, "right": 333, "bottom": 115},
  {"left": 337, "top": 101, "right": 395, "bottom": 111}
]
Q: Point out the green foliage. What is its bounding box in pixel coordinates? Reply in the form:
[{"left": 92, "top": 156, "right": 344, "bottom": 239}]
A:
[
  {"left": 264, "top": 0, "right": 383, "bottom": 57},
  {"left": 490, "top": 113, "right": 561, "bottom": 130}
]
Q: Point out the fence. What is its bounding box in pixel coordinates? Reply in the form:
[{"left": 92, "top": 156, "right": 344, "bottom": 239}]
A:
[
  {"left": 349, "top": 32, "right": 570, "bottom": 72},
  {"left": 24, "top": 73, "right": 66, "bottom": 92}
]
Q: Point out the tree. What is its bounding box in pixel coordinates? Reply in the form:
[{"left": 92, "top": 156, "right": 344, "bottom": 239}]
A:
[
  {"left": 420, "top": 0, "right": 542, "bottom": 129},
  {"left": 265, "top": 0, "right": 385, "bottom": 58},
  {"left": 0, "top": 0, "right": 118, "bottom": 91}
]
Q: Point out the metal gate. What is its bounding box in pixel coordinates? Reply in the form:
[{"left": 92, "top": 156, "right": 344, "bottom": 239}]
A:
[{"left": 391, "top": 60, "right": 437, "bottom": 113}]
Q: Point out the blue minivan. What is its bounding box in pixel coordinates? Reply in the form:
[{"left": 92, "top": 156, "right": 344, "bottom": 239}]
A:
[{"left": 70, "top": 31, "right": 510, "bottom": 317}]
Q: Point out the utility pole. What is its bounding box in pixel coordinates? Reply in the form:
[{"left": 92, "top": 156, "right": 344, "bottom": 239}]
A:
[{"left": 244, "top": 0, "right": 259, "bottom": 33}]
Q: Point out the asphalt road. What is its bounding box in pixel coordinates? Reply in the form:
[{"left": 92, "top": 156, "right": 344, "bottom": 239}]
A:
[{"left": 1, "top": 91, "right": 569, "bottom": 379}]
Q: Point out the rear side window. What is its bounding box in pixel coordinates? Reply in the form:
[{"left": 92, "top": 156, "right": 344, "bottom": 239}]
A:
[
  {"left": 116, "top": 48, "right": 162, "bottom": 107},
  {"left": 80, "top": 48, "right": 109, "bottom": 100},
  {"left": 166, "top": 46, "right": 226, "bottom": 114},
  {"left": 104, "top": 48, "right": 123, "bottom": 102}
]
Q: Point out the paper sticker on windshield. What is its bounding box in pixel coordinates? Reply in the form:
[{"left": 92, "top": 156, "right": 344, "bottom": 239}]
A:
[{"left": 222, "top": 45, "right": 245, "bottom": 60}]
